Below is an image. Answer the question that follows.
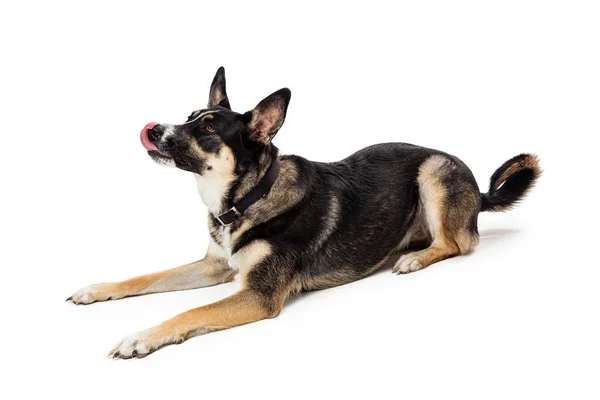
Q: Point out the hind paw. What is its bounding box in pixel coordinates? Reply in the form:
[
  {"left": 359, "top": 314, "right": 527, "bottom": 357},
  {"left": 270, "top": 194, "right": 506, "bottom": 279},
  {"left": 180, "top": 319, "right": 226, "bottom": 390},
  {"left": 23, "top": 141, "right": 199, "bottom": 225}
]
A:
[{"left": 392, "top": 254, "right": 423, "bottom": 274}]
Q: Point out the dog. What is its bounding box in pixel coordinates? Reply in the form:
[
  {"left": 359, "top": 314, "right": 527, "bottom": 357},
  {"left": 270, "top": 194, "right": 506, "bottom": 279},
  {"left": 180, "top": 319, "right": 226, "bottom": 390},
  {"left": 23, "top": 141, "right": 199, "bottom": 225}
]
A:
[{"left": 67, "top": 67, "right": 542, "bottom": 359}]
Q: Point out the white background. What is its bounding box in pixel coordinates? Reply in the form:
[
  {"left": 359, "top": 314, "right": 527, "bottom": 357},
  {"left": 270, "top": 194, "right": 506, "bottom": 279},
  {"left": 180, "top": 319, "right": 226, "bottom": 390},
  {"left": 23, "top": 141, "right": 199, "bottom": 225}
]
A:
[{"left": 1, "top": 1, "right": 598, "bottom": 399}]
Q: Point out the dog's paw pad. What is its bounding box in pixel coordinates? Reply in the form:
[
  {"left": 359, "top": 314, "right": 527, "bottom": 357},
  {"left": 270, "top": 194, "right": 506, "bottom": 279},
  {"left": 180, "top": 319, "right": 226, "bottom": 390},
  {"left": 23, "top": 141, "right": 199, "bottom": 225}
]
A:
[{"left": 392, "top": 254, "right": 423, "bottom": 274}]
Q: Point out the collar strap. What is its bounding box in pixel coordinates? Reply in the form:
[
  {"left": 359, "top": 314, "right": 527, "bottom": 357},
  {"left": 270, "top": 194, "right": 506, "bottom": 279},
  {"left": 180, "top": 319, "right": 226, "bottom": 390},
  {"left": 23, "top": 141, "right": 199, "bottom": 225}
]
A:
[{"left": 216, "top": 158, "right": 281, "bottom": 227}]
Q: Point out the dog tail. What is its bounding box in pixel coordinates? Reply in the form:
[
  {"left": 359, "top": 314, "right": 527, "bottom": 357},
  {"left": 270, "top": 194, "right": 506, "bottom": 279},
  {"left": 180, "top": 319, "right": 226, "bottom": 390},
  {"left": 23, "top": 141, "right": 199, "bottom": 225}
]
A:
[{"left": 480, "top": 154, "right": 542, "bottom": 212}]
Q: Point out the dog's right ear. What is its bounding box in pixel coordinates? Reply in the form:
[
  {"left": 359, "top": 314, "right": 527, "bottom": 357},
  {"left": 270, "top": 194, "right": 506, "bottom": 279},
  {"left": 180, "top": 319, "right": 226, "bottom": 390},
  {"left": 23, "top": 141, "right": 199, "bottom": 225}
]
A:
[
  {"left": 208, "top": 67, "right": 231, "bottom": 109},
  {"left": 245, "top": 88, "right": 291, "bottom": 145}
]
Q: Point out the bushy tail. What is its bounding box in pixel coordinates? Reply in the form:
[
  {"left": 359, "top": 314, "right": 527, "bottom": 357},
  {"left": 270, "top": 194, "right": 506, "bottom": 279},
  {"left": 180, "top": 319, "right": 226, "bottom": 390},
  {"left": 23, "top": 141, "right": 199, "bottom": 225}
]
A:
[{"left": 480, "top": 154, "right": 542, "bottom": 212}]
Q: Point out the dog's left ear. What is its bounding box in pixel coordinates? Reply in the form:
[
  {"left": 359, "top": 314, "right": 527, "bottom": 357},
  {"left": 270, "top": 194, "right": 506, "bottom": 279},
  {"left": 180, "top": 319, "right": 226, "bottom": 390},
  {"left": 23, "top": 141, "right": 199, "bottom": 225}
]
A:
[
  {"left": 246, "top": 88, "right": 291, "bottom": 144},
  {"left": 208, "top": 66, "right": 231, "bottom": 109}
]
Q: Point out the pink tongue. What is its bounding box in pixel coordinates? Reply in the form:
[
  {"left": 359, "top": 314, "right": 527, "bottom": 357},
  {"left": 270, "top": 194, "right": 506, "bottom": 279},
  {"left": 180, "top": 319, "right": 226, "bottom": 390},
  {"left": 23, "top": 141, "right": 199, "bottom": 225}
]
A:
[{"left": 140, "top": 122, "right": 160, "bottom": 151}]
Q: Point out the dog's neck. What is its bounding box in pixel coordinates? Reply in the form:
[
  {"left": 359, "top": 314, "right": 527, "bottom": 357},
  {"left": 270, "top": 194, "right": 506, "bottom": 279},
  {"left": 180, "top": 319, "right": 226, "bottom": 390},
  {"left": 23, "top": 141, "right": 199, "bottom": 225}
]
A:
[
  {"left": 230, "top": 149, "right": 277, "bottom": 205},
  {"left": 194, "top": 173, "right": 231, "bottom": 215},
  {"left": 194, "top": 146, "right": 278, "bottom": 216}
]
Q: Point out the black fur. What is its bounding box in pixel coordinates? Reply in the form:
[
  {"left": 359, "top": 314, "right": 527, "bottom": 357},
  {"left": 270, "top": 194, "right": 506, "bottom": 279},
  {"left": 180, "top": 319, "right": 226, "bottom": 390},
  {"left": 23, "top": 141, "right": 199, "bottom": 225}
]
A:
[
  {"left": 148, "top": 68, "right": 541, "bottom": 299},
  {"left": 235, "top": 145, "right": 480, "bottom": 292},
  {"left": 68, "top": 68, "right": 543, "bottom": 359},
  {"left": 481, "top": 153, "right": 540, "bottom": 212}
]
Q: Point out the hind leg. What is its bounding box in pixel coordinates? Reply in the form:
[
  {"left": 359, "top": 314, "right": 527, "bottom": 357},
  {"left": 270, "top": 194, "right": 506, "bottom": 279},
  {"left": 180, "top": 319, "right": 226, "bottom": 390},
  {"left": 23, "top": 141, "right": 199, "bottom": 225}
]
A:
[
  {"left": 393, "top": 243, "right": 458, "bottom": 274},
  {"left": 393, "top": 155, "right": 480, "bottom": 274}
]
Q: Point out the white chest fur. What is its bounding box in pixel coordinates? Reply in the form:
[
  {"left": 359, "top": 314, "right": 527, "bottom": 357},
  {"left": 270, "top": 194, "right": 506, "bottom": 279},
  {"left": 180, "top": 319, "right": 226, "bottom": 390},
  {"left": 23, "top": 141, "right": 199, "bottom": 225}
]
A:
[{"left": 194, "top": 173, "right": 229, "bottom": 215}]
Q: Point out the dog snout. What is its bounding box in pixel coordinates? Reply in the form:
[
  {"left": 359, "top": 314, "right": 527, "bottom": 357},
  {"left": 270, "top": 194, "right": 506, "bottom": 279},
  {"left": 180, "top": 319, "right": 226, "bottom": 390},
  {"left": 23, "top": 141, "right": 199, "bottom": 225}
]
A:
[
  {"left": 140, "top": 122, "right": 163, "bottom": 151},
  {"left": 148, "top": 125, "right": 163, "bottom": 142}
]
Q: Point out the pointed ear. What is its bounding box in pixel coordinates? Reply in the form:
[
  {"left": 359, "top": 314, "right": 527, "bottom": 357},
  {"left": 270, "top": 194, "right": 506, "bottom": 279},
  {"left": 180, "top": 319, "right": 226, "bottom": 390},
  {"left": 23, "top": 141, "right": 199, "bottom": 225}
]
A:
[
  {"left": 247, "top": 88, "right": 291, "bottom": 144},
  {"left": 208, "top": 67, "right": 231, "bottom": 109}
]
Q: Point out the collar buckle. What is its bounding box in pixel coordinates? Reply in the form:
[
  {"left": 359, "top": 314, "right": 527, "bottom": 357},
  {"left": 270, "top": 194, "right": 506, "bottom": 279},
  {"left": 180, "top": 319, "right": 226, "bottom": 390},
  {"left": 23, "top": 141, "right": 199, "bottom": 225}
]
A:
[
  {"left": 214, "top": 158, "right": 280, "bottom": 227},
  {"left": 216, "top": 206, "right": 242, "bottom": 227}
]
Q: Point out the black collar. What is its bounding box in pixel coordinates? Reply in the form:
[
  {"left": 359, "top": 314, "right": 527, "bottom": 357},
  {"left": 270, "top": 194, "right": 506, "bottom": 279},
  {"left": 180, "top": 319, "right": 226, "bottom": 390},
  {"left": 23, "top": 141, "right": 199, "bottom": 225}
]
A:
[{"left": 216, "top": 158, "right": 281, "bottom": 227}]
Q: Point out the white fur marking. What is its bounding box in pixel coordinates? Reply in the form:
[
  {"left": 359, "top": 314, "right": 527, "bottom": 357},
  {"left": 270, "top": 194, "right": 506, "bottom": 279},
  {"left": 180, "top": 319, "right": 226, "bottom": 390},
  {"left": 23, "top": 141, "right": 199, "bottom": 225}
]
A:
[
  {"left": 194, "top": 173, "right": 230, "bottom": 214},
  {"left": 160, "top": 123, "right": 176, "bottom": 141},
  {"left": 393, "top": 254, "right": 423, "bottom": 274},
  {"left": 207, "top": 236, "right": 228, "bottom": 259},
  {"left": 184, "top": 109, "right": 221, "bottom": 125}
]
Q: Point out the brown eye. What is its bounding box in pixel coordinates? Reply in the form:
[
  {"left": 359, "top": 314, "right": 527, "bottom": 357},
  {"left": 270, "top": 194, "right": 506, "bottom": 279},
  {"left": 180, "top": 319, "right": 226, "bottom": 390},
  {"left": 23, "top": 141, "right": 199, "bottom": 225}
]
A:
[{"left": 205, "top": 124, "right": 216, "bottom": 133}]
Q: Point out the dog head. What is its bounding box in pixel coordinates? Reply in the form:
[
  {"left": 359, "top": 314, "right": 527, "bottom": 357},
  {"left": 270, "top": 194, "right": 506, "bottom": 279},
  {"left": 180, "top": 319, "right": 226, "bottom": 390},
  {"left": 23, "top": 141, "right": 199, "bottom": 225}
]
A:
[{"left": 140, "top": 67, "right": 291, "bottom": 179}]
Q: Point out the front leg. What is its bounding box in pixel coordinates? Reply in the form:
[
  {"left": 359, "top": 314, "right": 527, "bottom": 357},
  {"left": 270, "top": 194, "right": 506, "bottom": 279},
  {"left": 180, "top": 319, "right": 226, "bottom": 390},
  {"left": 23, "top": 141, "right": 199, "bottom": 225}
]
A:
[
  {"left": 67, "top": 239, "right": 234, "bottom": 304},
  {"left": 109, "top": 239, "right": 291, "bottom": 358},
  {"left": 109, "top": 288, "right": 283, "bottom": 358}
]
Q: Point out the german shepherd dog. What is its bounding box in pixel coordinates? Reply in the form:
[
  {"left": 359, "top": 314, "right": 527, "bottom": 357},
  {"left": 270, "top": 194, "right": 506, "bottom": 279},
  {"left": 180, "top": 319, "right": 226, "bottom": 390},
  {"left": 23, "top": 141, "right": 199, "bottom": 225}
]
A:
[{"left": 67, "top": 68, "right": 541, "bottom": 359}]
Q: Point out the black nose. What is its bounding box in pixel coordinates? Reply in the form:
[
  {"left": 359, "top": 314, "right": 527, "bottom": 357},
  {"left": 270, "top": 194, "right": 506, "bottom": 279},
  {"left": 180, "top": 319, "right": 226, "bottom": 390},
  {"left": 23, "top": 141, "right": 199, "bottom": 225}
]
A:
[{"left": 148, "top": 125, "right": 163, "bottom": 142}]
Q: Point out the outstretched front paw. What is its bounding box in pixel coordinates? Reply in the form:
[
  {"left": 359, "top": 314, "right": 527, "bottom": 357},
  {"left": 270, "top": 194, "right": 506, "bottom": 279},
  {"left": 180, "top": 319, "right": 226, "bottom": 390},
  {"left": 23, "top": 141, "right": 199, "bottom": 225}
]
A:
[
  {"left": 109, "top": 327, "right": 183, "bottom": 359},
  {"left": 66, "top": 283, "right": 120, "bottom": 305}
]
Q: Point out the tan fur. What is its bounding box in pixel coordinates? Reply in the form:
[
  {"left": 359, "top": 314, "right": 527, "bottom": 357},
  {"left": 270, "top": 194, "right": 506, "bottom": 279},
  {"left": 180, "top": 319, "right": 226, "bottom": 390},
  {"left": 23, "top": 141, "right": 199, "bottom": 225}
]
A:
[
  {"left": 418, "top": 155, "right": 448, "bottom": 239},
  {"left": 71, "top": 67, "right": 542, "bottom": 360},
  {"left": 108, "top": 289, "right": 285, "bottom": 358},
  {"left": 190, "top": 142, "right": 236, "bottom": 179},
  {"left": 108, "top": 240, "right": 285, "bottom": 358},
  {"left": 454, "top": 230, "right": 479, "bottom": 255},
  {"left": 229, "top": 159, "right": 303, "bottom": 250},
  {"left": 299, "top": 270, "right": 359, "bottom": 292},
  {"left": 74, "top": 121, "right": 527, "bottom": 358},
  {"left": 209, "top": 88, "right": 227, "bottom": 108},
  {"left": 67, "top": 240, "right": 235, "bottom": 305},
  {"left": 392, "top": 155, "right": 478, "bottom": 274},
  {"left": 192, "top": 144, "right": 237, "bottom": 214},
  {"left": 230, "top": 152, "right": 272, "bottom": 203},
  {"left": 494, "top": 154, "right": 541, "bottom": 191},
  {"left": 229, "top": 240, "right": 271, "bottom": 283}
]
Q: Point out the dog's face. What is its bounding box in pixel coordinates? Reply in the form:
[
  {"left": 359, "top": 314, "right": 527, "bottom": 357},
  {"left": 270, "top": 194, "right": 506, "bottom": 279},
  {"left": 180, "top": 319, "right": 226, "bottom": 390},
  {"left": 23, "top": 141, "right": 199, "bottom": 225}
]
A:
[{"left": 140, "top": 67, "right": 291, "bottom": 178}]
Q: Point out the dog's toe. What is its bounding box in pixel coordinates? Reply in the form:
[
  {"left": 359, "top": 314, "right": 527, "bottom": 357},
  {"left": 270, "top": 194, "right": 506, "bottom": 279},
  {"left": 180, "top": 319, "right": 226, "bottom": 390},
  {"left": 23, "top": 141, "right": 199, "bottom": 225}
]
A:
[
  {"left": 109, "top": 329, "right": 175, "bottom": 360},
  {"left": 109, "top": 334, "right": 141, "bottom": 359},
  {"left": 392, "top": 254, "right": 423, "bottom": 274},
  {"left": 67, "top": 287, "right": 97, "bottom": 305},
  {"left": 67, "top": 283, "right": 119, "bottom": 305}
]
